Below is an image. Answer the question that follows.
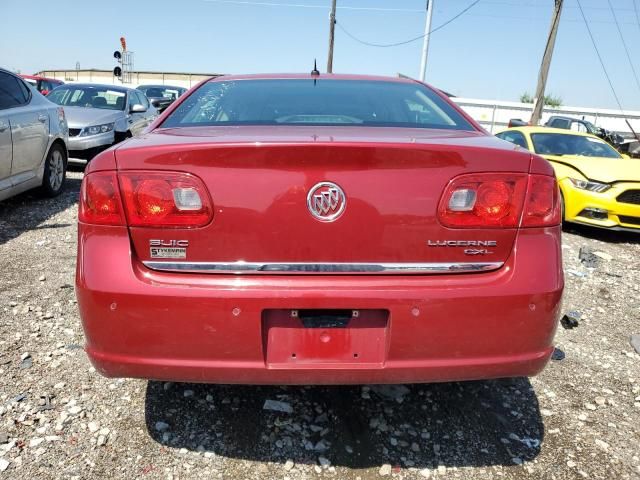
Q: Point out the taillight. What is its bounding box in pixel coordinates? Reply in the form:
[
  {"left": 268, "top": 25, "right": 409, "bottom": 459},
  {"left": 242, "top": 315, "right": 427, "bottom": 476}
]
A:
[
  {"left": 438, "top": 173, "right": 560, "bottom": 228},
  {"left": 79, "top": 172, "right": 125, "bottom": 225},
  {"left": 521, "top": 174, "right": 561, "bottom": 227},
  {"left": 118, "top": 171, "right": 213, "bottom": 227},
  {"left": 438, "top": 173, "right": 528, "bottom": 228}
]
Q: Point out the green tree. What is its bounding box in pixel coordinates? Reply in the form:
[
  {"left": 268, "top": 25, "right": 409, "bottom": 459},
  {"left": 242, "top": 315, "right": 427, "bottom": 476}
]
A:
[{"left": 520, "top": 92, "right": 562, "bottom": 108}]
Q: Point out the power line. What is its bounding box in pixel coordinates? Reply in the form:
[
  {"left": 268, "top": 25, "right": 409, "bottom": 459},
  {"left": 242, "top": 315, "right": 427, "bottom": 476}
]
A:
[
  {"left": 607, "top": 0, "right": 640, "bottom": 94},
  {"left": 477, "top": 0, "right": 635, "bottom": 12},
  {"left": 202, "top": 0, "right": 640, "bottom": 23},
  {"left": 575, "top": 0, "right": 625, "bottom": 113},
  {"left": 634, "top": 0, "right": 640, "bottom": 31},
  {"left": 335, "top": 0, "right": 481, "bottom": 48},
  {"left": 463, "top": 12, "right": 637, "bottom": 25}
]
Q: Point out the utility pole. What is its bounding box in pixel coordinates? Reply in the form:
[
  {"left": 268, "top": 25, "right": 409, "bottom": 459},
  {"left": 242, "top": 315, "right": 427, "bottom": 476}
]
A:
[
  {"left": 327, "top": 0, "right": 337, "bottom": 73},
  {"left": 530, "top": 0, "right": 563, "bottom": 125},
  {"left": 419, "top": 0, "right": 434, "bottom": 82}
]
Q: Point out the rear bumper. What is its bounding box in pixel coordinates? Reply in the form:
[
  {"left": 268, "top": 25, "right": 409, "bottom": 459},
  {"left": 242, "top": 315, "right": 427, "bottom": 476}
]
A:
[
  {"left": 76, "top": 226, "right": 564, "bottom": 385},
  {"left": 87, "top": 348, "right": 554, "bottom": 385}
]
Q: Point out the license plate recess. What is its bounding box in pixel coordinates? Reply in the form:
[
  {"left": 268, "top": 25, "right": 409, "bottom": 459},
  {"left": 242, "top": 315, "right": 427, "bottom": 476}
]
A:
[{"left": 262, "top": 309, "right": 389, "bottom": 366}]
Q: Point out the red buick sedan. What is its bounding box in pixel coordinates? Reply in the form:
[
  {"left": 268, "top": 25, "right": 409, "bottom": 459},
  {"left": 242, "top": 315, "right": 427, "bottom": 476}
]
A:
[{"left": 76, "top": 74, "right": 564, "bottom": 385}]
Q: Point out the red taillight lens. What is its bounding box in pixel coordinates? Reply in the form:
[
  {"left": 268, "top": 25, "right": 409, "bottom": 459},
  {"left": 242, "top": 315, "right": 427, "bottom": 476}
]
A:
[
  {"left": 521, "top": 174, "right": 561, "bottom": 227},
  {"left": 118, "top": 171, "right": 213, "bottom": 227},
  {"left": 438, "top": 174, "right": 528, "bottom": 228},
  {"left": 438, "top": 173, "right": 560, "bottom": 228},
  {"left": 134, "top": 179, "right": 175, "bottom": 220},
  {"left": 475, "top": 181, "right": 512, "bottom": 221},
  {"left": 79, "top": 172, "right": 125, "bottom": 225}
]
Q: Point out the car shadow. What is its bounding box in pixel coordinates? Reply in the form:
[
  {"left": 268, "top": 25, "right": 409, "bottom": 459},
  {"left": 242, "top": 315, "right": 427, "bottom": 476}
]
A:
[
  {"left": 563, "top": 222, "right": 640, "bottom": 244},
  {"left": 145, "top": 379, "right": 543, "bottom": 470},
  {"left": 0, "top": 176, "right": 81, "bottom": 246}
]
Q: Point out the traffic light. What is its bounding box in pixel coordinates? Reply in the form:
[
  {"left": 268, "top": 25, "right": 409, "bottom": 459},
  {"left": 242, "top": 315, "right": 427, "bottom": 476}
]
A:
[
  {"left": 113, "top": 36, "right": 130, "bottom": 83},
  {"left": 113, "top": 44, "right": 124, "bottom": 80}
]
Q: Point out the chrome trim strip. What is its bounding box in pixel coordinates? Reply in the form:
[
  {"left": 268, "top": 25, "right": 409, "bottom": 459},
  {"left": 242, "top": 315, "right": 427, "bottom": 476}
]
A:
[{"left": 142, "top": 261, "right": 504, "bottom": 274}]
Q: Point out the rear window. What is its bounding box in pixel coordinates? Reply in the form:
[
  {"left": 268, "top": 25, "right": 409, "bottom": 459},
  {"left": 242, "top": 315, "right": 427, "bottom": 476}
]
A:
[
  {"left": 161, "top": 79, "right": 475, "bottom": 131},
  {"left": 139, "top": 86, "right": 184, "bottom": 100}
]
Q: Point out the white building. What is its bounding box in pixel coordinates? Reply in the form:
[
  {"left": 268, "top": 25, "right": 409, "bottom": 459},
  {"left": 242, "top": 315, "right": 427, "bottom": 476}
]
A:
[
  {"left": 36, "top": 68, "right": 222, "bottom": 89},
  {"left": 452, "top": 97, "right": 640, "bottom": 136}
]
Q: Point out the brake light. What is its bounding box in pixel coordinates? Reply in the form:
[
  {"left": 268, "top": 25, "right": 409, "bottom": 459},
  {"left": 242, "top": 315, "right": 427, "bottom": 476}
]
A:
[
  {"left": 118, "top": 171, "right": 212, "bottom": 227},
  {"left": 438, "top": 173, "right": 528, "bottom": 228},
  {"left": 438, "top": 173, "right": 560, "bottom": 228},
  {"left": 521, "top": 174, "right": 561, "bottom": 227},
  {"left": 79, "top": 172, "right": 125, "bottom": 225}
]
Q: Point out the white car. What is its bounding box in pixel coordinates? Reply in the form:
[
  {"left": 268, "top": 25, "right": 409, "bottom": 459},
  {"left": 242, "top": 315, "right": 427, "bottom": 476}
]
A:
[{"left": 0, "top": 68, "right": 69, "bottom": 201}]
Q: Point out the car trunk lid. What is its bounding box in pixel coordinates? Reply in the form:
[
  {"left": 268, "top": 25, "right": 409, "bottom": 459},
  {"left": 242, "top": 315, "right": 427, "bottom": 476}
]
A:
[{"left": 115, "top": 126, "right": 531, "bottom": 272}]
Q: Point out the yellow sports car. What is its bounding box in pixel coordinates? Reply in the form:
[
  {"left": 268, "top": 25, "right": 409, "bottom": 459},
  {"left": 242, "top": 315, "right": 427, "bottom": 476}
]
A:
[{"left": 496, "top": 126, "right": 640, "bottom": 232}]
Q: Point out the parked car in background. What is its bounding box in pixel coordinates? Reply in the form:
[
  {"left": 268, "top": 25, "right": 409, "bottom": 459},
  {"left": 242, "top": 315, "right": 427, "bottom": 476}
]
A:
[
  {"left": 0, "top": 69, "right": 68, "bottom": 201},
  {"left": 545, "top": 115, "right": 624, "bottom": 147},
  {"left": 77, "top": 74, "right": 563, "bottom": 386},
  {"left": 497, "top": 126, "right": 640, "bottom": 232},
  {"left": 47, "top": 83, "right": 157, "bottom": 160},
  {"left": 507, "top": 118, "right": 529, "bottom": 128},
  {"left": 20, "top": 75, "right": 64, "bottom": 96},
  {"left": 137, "top": 85, "right": 186, "bottom": 113}
]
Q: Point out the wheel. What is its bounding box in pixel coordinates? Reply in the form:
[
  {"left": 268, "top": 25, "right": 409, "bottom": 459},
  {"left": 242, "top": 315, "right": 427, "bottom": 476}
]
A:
[{"left": 41, "top": 143, "right": 67, "bottom": 197}]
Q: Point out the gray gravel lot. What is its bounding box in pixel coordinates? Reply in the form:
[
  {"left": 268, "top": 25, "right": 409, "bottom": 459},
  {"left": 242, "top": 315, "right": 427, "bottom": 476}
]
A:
[{"left": 0, "top": 170, "right": 639, "bottom": 479}]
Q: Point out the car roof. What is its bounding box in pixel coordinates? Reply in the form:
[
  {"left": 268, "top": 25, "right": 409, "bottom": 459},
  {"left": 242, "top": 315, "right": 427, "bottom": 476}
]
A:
[
  {"left": 547, "top": 115, "right": 589, "bottom": 122},
  {"left": 57, "top": 83, "right": 131, "bottom": 93},
  {"left": 209, "top": 73, "right": 419, "bottom": 84},
  {"left": 20, "top": 74, "right": 62, "bottom": 82},
  {"left": 0, "top": 70, "right": 42, "bottom": 87},
  {"left": 498, "top": 125, "right": 600, "bottom": 139},
  {"left": 0, "top": 68, "right": 20, "bottom": 78},
  {"left": 138, "top": 84, "right": 185, "bottom": 89}
]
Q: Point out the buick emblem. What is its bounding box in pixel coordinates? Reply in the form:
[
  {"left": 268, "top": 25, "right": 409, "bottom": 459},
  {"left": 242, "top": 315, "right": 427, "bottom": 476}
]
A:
[{"left": 307, "top": 182, "right": 346, "bottom": 222}]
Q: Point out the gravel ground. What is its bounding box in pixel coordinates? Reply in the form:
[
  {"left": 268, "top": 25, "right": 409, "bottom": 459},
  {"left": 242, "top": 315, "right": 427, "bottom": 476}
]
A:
[{"left": 1, "top": 170, "right": 639, "bottom": 480}]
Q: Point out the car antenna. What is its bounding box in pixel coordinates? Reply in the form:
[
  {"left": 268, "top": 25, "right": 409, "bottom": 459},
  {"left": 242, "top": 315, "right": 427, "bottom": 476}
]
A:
[{"left": 311, "top": 59, "right": 320, "bottom": 85}]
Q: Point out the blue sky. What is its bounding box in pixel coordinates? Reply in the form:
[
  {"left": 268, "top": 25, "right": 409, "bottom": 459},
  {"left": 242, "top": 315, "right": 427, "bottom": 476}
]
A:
[{"left": 2, "top": 0, "right": 639, "bottom": 109}]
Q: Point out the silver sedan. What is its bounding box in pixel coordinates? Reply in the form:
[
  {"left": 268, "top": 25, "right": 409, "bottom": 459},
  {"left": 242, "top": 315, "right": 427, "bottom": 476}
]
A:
[
  {"left": 0, "top": 68, "right": 69, "bottom": 202},
  {"left": 47, "top": 83, "right": 157, "bottom": 161}
]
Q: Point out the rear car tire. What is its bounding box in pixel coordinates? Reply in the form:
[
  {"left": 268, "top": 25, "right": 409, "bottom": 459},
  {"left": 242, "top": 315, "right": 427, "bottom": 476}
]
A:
[{"left": 40, "top": 143, "right": 67, "bottom": 197}]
